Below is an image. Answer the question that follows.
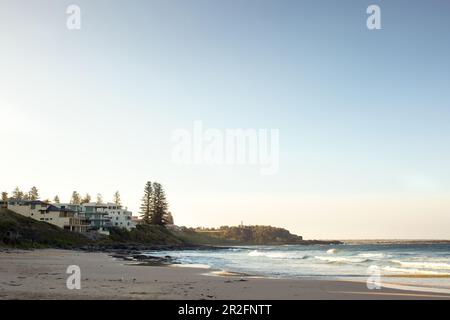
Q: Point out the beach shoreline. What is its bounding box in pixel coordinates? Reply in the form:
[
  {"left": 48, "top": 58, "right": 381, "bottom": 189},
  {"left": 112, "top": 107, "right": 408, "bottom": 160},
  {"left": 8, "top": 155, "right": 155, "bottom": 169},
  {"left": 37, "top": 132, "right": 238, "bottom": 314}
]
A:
[{"left": 1, "top": 249, "right": 450, "bottom": 300}]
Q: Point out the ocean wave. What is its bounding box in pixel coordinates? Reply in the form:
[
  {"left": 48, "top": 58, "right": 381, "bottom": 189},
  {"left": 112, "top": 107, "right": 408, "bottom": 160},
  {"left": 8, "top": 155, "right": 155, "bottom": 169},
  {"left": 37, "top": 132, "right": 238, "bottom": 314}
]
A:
[
  {"left": 171, "top": 263, "right": 211, "bottom": 269},
  {"left": 326, "top": 249, "right": 338, "bottom": 254},
  {"left": 383, "top": 266, "right": 450, "bottom": 276},
  {"left": 358, "top": 253, "right": 385, "bottom": 259},
  {"left": 248, "top": 250, "right": 309, "bottom": 260},
  {"left": 391, "top": 260, "right": 450, "bottom": 270},
  {"left": 315, "top": 256, "right": 372, "bottom": 264}
]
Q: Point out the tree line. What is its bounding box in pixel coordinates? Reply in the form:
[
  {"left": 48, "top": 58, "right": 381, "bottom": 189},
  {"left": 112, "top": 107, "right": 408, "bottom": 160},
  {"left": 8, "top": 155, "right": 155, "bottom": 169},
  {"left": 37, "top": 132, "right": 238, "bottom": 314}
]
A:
[
  {"left": 139, "top": 181, "right": 173, "bottom": 226},
  {"left": 194, "top": 225, "right": 303, "bottom": 244},
  {"left": 2, "top": 181, "right": 175, "bottom": 227},
  {"left": 2, "top": 186, "right": 41, "bottom": 202},
  {"left": 1, "top": 187, "right": 122, "bottom": 206}
]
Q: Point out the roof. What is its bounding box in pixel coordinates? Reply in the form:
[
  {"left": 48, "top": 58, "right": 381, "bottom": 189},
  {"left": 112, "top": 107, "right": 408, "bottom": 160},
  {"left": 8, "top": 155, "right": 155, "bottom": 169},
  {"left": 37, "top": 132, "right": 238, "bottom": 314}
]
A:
[
  {"left": 46, "top": 204, "right": 75, "bottom": 213},
  {"left": 8, "top": 199, "right": 49, "bottom": 205}
]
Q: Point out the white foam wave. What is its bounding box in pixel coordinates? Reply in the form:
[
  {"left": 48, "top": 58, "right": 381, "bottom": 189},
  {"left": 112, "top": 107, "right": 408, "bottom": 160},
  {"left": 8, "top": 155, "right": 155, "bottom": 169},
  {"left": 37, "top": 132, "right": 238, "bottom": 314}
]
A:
[
  {"left": 248, "top": 250, "right": 309, "bottom": 259},
  {"left": 326, "top": 249, "right": 338, "bottom": 254},
  {"left": 315, "top": 256, "right": 370, "bottom": 264},
  {"left": 383, "top": 266, "right": 450, "bottom": 276},
  {"left": 358, "top": 253, "right": 385, "bottom": 259},
  {"left": 391, "top": 260, "right": 450, "bottom": 270},
  {"left": 171, "top": 263, "right": 211, "bottom": 269}
]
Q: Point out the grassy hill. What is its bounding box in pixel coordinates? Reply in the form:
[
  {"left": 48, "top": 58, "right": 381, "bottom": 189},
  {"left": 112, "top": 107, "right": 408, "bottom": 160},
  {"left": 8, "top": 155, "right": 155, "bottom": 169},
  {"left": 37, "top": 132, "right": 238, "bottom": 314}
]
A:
[
  {"left": 0, "top": 208, "right": 339, "bottom": 248},
  {"left": 105, "top": 225, "right": 187, "bottom": 245},
  {"left": 0, "top": 208, "right": 89, "bottom": 248},
  {"left": 0, "top": 208, "right": 192, "bottom": 248},
  {"left": 187, "top": 225, "right": 304, "bottom": 245}
]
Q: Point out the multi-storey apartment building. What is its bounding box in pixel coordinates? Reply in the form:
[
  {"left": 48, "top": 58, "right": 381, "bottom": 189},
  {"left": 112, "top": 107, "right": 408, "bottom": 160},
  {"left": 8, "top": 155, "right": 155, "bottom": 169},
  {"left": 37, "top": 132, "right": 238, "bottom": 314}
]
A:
[
  {"left": 58, "top": 202, "right": 111, "bottom": 235},
  {"left": 103, "top": 202, "right": 135, "bottom": 231},
  {"left": 57, "top": 202, "right": 135, "bottom": 233},
  {"left": 7, "top": 199, "right": 89, "bottom": 233}
]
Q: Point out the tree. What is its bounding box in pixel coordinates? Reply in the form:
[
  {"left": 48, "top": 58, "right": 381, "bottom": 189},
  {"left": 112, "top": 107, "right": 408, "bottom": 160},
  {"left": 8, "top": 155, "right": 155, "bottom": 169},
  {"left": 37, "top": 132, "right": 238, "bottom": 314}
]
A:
[
  {"left": 151, "top": 182, "right": 169, "bottom": 226},
  {"left": 96, "top": 193, "right": 103, "bottom": 204},
  {"left": 12, "top": 187, "right": 24, "bottom": 200},
  {"left": 53, "top": 195, "right": 60, "bottom": 204},
  {"left": 81, "top": 193, "right": 91, "bottom": 204},
  {"left": 163, "top": 211, "right": 174, "bottom": 225},
  {"left": 113, "top": 191, "right": 121, "bottom": 206},
  {"left": 139, "top": 181, "right": 153, "bottom": 224},
  {"left": 1, "top": 192, "right": 8, "bottom": 206},
  {"left": 28, "top": 186, "right": 39, "bottom": 200},
  {"left": 70, "top": 191, "right": 81, "bottom": 205}
]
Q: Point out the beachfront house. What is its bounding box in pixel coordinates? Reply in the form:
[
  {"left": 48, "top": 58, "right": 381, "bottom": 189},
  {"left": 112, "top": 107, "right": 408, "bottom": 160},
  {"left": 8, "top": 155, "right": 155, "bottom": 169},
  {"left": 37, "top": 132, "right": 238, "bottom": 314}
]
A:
[
  {"left": 57, "top": 202, "right": 111, "bottom": 235},
  {"left": 6, "top": 199, "right": 89, "bottom": 233},
  {"left": 103, "top": 202, "right": 135, "bottom": 231},
  {"left": 56, "top": 202, "right": 135, "bottom": 234}
]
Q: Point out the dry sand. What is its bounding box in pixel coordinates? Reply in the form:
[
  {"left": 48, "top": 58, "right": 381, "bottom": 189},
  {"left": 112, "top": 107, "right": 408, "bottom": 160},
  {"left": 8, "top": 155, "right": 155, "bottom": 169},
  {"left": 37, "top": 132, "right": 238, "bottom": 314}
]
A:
[{"left": 1, "top": 249, "right": 449, "bottom": 300}]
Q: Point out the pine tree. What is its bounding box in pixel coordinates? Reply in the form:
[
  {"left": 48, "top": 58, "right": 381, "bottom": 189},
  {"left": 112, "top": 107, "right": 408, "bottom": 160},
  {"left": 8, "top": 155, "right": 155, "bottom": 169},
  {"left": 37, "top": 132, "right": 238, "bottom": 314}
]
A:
[
  {"left": 53, "top": 195, "right": 60, "bottom": 204},
  {"left": 139, "top": 181, "right": 153, "bottom": 224},
  {"left": 96, "top": 193, "right": 103, "bottom": 204},
  {"left": 1, "top": 192, "right": 8, "bottom": 206},
  {"left": 151, "top": 182, "right": 169, "bottom": 226},
  {"left": 70, "top": 191, "right": 81, "bottom": 205},
  {"left": 113, "top": 191, "right": 121, "bottom": 206},
  {"left": 81, "top": 193, "right": 91, "bottom": 204},
  {"left": 12, "top": 187, "right": 24, "bottom": 200},
  {"left": 29, "top": 186, "right": 39, "bottom": 200},
  {"left": 163, "top": 211, "right": 174, "bottom": 225}
]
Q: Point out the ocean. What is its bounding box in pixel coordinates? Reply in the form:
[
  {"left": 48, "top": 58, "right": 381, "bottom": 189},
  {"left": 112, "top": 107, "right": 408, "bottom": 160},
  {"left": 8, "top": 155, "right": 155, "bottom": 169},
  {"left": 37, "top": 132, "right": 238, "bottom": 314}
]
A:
[{"left": 143, "top": 243, "right": 450, "bottom": 293}]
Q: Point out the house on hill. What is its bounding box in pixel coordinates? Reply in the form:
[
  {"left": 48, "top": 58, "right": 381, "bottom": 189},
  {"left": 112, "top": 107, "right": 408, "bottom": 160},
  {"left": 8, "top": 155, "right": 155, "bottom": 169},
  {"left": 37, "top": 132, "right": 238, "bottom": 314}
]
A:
[{"left": 7, "top": 199, "right": 89, "bottom": 233}]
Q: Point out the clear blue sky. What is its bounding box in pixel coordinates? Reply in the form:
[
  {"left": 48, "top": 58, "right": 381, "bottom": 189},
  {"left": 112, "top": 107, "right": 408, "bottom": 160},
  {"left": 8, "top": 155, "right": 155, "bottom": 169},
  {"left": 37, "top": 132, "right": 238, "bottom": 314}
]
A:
[{"left": 1, "top": 0, "right": 450, "bottom": 238}]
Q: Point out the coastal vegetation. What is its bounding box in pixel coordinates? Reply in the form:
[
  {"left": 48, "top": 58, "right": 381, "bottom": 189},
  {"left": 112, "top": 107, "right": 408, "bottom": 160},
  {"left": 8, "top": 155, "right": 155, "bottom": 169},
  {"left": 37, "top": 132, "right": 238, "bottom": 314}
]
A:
[
  {"left": 1, "top": 206, "right": 338, "bottom": 249},
  {"left": 0, "top": 208, "right": 89, "bottom": 248},
  {"left": 191, "top": 225, "right": 304, "bottom": 245},
  {"left": 139, "top": 181, "right": 172, "bottom": 226},
  {"left": 1, "top": 184, "right": 340, "bottom": 248}
]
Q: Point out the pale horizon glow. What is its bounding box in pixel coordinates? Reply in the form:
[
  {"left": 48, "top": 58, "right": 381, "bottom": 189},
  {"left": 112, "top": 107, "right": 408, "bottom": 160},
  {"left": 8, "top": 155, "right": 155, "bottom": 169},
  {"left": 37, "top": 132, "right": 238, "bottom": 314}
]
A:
[{"left": 1, "top": 0, "right": 450, "bottom": 239}]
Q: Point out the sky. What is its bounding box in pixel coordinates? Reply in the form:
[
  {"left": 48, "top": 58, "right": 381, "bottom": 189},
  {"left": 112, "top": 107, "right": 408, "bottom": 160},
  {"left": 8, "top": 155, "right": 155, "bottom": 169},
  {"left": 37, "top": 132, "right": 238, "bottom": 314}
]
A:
[{"left": 1, "top": 0, "right": 450, "bottom": 239}]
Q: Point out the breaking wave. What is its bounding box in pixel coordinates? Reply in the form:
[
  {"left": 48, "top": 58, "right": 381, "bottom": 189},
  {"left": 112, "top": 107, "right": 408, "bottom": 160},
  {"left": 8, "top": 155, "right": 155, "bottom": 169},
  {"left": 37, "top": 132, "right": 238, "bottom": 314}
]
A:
[
  {"left": 383, "top": 266, "right": 450, "bottom": 276},
  {"left": 391, "top": 260, "right": 450, "bottom": 270},
  {"left": 248, "top": 250, "right": 309, "bottom": 260},
  {"left": 314, "top": 256, "right": 372, "bottom": 264}
]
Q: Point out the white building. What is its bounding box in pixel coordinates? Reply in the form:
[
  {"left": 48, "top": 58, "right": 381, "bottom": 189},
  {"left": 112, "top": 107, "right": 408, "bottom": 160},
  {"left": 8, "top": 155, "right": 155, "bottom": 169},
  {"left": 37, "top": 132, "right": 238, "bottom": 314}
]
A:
[
  {"left": 103, "top": 202, "right": 135, "bottom": 231},
  {"left": 7, "top": 200, "right": 89, "bottom": 233},
  {"left": 57, "top": 202, "right": 135, "bottom": 232},
  {"left": 58, "top": 202, "right": 111, "bottom": 235}
]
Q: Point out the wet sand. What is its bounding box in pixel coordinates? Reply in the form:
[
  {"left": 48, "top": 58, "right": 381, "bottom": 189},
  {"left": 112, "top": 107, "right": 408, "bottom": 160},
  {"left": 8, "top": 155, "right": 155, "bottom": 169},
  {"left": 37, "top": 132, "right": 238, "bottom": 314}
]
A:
[{"left": 1, "top": 249, "right": 449, "bottom": 300}]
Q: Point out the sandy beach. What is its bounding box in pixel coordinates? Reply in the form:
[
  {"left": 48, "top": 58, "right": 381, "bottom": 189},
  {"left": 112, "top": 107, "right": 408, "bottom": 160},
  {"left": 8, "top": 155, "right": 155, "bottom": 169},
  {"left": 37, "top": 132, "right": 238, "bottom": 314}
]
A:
[{"left": 0, "top": 249, "right": 449, "bottom": 300}]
